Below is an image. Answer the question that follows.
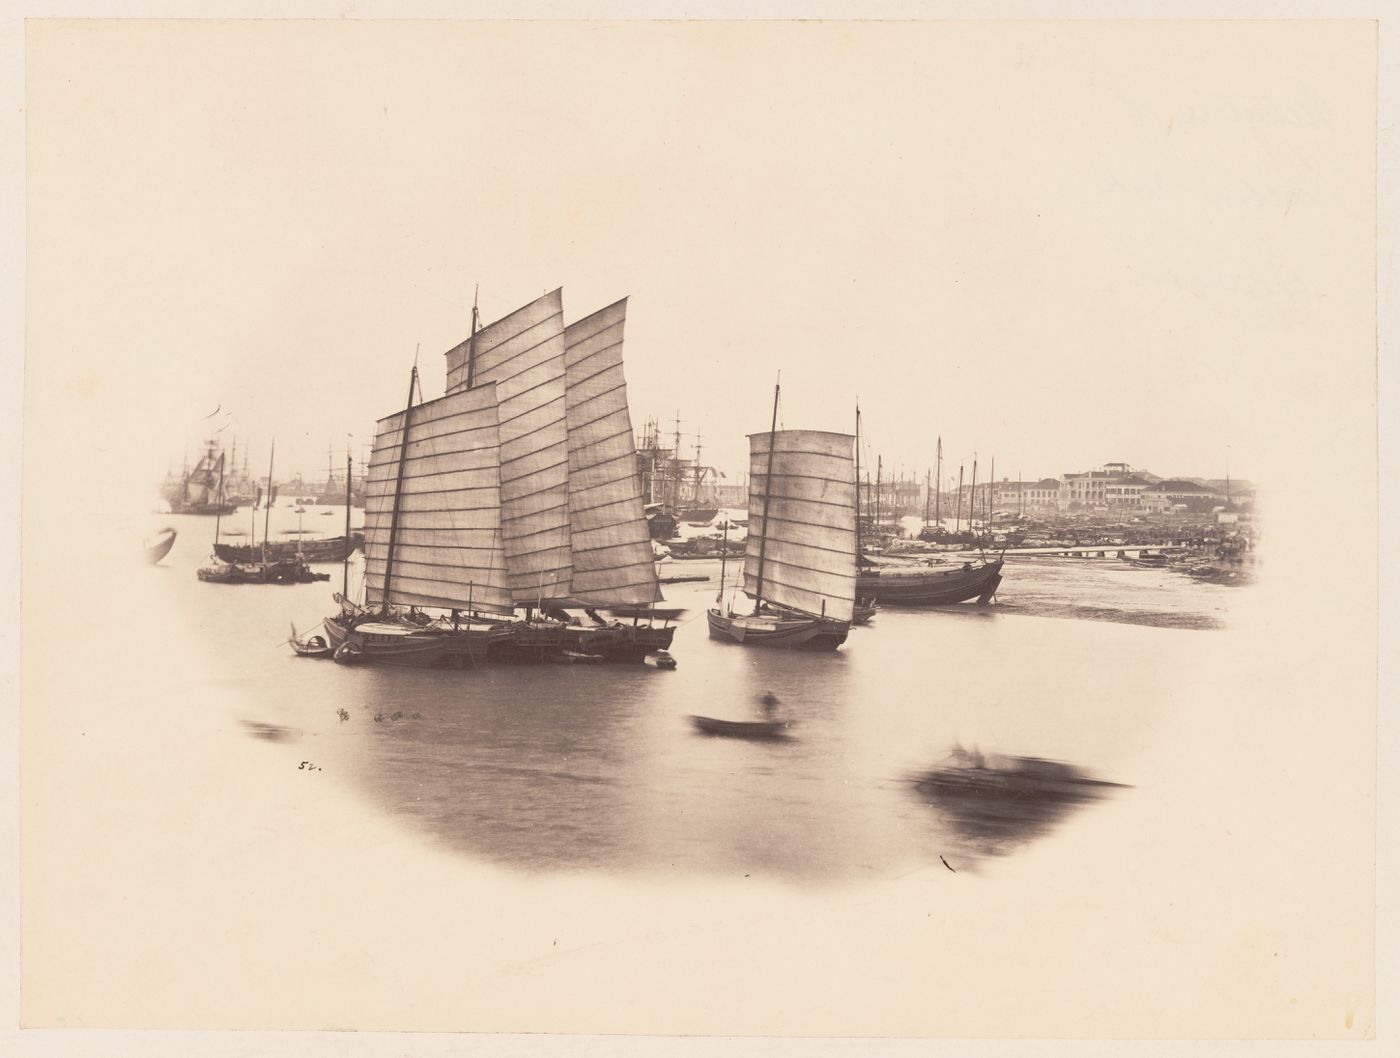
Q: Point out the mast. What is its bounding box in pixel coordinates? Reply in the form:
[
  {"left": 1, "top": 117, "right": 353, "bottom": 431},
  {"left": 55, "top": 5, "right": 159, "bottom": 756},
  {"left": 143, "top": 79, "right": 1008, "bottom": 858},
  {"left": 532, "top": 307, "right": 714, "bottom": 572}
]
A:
[
  {"left": 753, "top": 379, "right": 781, "bottom": 607},
  {"left": 379, "top": 365, "right": 419, "bottom": 615},
  {"left": 1018, "top": 468, "right": 1024, "bottom": 518},
  {"left": 212, "top": 454, "right": 226, "bottom": 547},
  {"left": 923, "top": 467, "right": 931, "bottom": 527},
  {"left": 716, "top": 518, "right": 729, "bottom": 606},
  {"left": 969, "top": 457, "right": 978, "bottom": 534},
  {"left": 854, "top": 404, "right": 862, "bottom": 554},
  {"left": 465, "top": 284, "right": 480, "bottom": 389},
  {"left": 343, "top": 448, "right": 353, "bottom": 600},
  {"left": 955, "top": 465, "right": 964, "bottom": 533},
  {"left": 935, "top": 437, "right": 942, "bottom": 525},
  {"left": 672, "top": 412, "right": 682, "bottom": 510},
  {"left": 261, "top": 440, "right": 275, "bottom": 564},
  {"left": 989, "top": 457, "right": 995, "bottom": 524},
  {"left": 875, "top": 455, "right": 882, "bottom": 530},
  {"left": 694, "top": 434, "right": 703, "bottom": 508}
]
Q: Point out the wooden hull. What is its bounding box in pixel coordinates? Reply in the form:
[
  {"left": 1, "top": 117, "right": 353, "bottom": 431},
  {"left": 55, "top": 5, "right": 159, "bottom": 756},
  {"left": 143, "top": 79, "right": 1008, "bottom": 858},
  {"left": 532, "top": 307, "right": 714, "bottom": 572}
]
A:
[
  {"left": 324, "top": 615, "right": 492, "bottom": 668},
  {"left": 484, "top": 621, "right": 567, "bottom": 663},
  {"left": 170, "top": 501, "right": 239, "bottom": 516},
  {"left": 689, "top": 715, "right": 791, "bottom": 739},
  {"left": 856, "top": 559, "right": 1003, "bottom": 606},
  {"left": 705, "top": 608, "right": 849, "bottom": 651},
  {"left": 197, "top": 560, "right": 331, "bottom": 584},
  {"left": 562, "top": 624, "right": 678, "bottom": 662},
  {"left": 214, "top": 533, "right": 363, "bottom": 564}
]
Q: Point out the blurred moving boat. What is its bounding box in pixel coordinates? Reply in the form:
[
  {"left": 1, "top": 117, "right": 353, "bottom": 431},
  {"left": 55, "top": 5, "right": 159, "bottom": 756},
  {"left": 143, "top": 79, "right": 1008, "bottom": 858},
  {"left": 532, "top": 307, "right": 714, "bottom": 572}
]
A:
[
  {"left": 145, "top": 527, "right": 177, "bottom": 565},
  {"left": 914, "top": 750, "right": 1127, "bottom": 803},
  {"left": 289, "top": 623, "right": 333, "bottom": 658}
]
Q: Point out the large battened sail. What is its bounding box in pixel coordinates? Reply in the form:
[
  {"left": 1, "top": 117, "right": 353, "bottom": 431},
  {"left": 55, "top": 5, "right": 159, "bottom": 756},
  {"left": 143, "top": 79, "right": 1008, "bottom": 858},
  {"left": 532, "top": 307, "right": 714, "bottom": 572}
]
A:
[
  {"left": 562, "top": 298, "right": 661, "bottom": 606},
  {"left": 363, "top": 384, "right": 514, "bottom": 615},
  {"left": 743, "top": 430, "right": 858, "bottom": 623},
  {"left": 444, "top": 290, "right": 572, "bottom": 604}
]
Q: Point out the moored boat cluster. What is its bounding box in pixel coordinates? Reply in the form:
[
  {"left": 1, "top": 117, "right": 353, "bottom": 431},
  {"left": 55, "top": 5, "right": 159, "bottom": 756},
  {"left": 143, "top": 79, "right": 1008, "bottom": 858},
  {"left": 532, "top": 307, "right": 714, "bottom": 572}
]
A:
[{"left": 178, "top": 287, "right": 1012, "bottom": 670}]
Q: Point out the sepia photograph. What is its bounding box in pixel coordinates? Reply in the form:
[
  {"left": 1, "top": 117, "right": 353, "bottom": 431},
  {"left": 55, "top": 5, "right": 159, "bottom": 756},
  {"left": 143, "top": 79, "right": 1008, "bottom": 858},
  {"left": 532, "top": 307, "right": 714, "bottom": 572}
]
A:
[{"left": 5, "top": 5, "right": 1392, "bottom": 1056}]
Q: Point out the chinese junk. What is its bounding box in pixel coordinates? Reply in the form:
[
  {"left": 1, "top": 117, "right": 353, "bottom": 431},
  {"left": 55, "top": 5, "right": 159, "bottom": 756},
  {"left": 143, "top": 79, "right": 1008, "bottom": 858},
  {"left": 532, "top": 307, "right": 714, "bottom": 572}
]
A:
[
  {"left": 325, "top": 288, "right": 675, "bottom": 667},
  {"left": 324, "top": 371, "right": 516, "bottom": 667},
  {"left": 707, "top": 385, "right": 857, "bottom": 651}
]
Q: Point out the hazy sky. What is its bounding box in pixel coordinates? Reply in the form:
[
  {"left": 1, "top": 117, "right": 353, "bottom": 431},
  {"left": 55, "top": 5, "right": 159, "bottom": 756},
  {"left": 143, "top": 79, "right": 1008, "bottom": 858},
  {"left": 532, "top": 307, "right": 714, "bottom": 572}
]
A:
[{"left": 25, "top": 20, "right": 1375, "bottom": 494}]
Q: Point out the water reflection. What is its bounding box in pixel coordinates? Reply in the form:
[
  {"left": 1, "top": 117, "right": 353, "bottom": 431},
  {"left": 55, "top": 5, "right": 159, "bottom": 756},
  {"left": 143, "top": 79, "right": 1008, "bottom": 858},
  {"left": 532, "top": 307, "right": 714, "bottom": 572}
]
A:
[{"left": 144, "top": 511, "right": 1231, "bottom": 881}]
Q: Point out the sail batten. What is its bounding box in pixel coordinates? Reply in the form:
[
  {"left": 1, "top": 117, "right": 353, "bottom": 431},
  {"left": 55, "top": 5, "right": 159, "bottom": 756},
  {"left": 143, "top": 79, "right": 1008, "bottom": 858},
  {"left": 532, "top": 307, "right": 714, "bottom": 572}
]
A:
[
  {"left": 445, "top": 289, "right": 574, "bottom": 602},
  {"left": 562, "top": 297, "right": 660, "bottom": 606},
  {"left": 362, "top": 384, "right": 513, "bottom": 615},
  {"left": 742, "top": 429, "right": 857, "bottom": 623}
]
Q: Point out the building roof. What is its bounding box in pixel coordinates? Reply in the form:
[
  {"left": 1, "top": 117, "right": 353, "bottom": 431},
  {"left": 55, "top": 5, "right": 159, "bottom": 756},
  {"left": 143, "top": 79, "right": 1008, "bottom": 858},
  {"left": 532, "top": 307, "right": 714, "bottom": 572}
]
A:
[
  {"left": 1035, "top": 477, "right": 1061, "bottom": 489},
  {"left": 1146, "top": 479, "right": 1217, "bottom": 493}
]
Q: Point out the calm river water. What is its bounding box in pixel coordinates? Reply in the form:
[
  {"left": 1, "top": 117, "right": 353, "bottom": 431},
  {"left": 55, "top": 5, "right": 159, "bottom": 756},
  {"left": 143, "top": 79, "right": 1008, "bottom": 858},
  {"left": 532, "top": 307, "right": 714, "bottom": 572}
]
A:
[{"left": 141, "top": 505, "right": 1244, "bottom": 880}]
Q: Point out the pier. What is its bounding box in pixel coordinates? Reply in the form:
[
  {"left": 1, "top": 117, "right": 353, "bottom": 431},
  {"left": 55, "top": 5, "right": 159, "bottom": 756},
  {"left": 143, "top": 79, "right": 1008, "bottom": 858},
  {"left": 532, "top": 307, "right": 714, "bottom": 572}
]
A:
[{"left": 957, "top": 544, "right": 1196, "bottom": 560}]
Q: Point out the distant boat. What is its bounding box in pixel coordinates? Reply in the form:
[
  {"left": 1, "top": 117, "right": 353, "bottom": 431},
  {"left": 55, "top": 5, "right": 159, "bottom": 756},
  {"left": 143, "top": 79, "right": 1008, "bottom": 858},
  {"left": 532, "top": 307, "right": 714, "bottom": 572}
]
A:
[
  {"left": 707, "top": 382, "right": 856, "bottom": 651},
  {"left": 856, "top": 412, "right": 1001, "bottom": 606},
  {"left": 856, "top": 556, "right": 1003, "bottom": 606},
  {"left": 166, "top": 440, "right": 238, "bottom": 515},
  {"left": 1124, "top": 552, "right": 1169, "bottom": 568},
  {"left": 196, "top": 441, "right": 329, "bottom": 584},
  {"left": 214, "top": 532, "right": 363, "bottom": 564},
  {"left": 145, "top": 527, "right": 177, "bottom": 565},
  {"left": 197, "top": 557, "right": 331, "bottom": 584},
  {"left": 689, "top": 715, "right": 791, "bottom": 740},
  {"left": 1184, "top": 564, "right": 1251, "bottom": 585}
]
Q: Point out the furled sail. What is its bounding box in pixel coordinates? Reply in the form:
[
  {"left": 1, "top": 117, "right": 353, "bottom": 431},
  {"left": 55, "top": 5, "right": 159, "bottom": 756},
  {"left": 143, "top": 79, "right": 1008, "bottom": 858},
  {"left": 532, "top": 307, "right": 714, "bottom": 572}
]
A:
[
  {"left": 363, "top": 383, "right": 514, "bottom": 615},
  {"left": 444, "top": 289, "right": 572, "bottom": 604},
  {"left": 743, "top": 430, "right": 858, "bottom": 623},
  {"left": 562, "top": 298, "right": 661, "bottom": 606}
]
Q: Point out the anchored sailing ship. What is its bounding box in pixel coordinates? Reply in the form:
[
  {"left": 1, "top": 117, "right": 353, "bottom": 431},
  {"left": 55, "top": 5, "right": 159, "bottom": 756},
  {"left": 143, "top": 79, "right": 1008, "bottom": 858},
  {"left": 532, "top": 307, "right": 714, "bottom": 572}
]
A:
[
  {"left": 707, "top": 383, "right": 857, "bottom": 651},
  {"left": 323, "top": 370, "right": 517, "bottom": 665},
  {"left": 168, "top": 440, "right": 239, "bottom": 515},
  {"left": 324, "top": 288, "right": 675, "bottom": 666}
]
